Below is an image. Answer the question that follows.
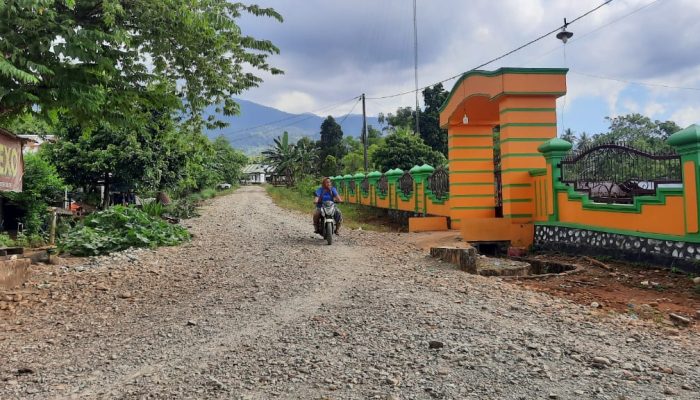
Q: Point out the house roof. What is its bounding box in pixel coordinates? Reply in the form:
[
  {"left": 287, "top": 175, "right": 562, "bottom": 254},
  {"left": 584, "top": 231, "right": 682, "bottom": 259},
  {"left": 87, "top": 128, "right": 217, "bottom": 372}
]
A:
[
  {"left": 0, "top": 127, "right": 32, "bottom": 144},
  {"left": 242, "top": 164, "right": 274, "bottom": 174},
  {"left": 17, "top": 134, "right": 56, "bottom": 144}
]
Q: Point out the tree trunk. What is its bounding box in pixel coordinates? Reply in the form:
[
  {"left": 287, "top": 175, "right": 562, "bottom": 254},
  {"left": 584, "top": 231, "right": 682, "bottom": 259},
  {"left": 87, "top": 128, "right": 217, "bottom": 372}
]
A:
[
  {"left": 156, "top": 191, "right": 171, "bottom": 205},
  {"left": 102, "top": 172, "right": 110, "bottom": 209}
]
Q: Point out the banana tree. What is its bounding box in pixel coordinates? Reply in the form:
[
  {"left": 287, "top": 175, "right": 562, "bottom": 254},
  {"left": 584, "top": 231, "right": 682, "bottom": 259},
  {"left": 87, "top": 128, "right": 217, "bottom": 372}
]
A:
[{"left": 263, "top": 131, "right": 297, "bottom": 186}]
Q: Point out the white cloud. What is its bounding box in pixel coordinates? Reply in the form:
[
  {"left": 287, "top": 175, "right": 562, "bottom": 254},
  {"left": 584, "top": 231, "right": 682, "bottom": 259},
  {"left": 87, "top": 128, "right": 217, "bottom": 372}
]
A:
[
  {"left": 270, "top": 91, "right": 317, "bottom": 114},
  {"left": 233, "top": 0, "right": 700, "bottom": 133},
  {"left": 643, "top": 102, "right": 666, "bottom": 119},
  {"left": 671, "top": 106, "right": 700, "bottom": 128}
]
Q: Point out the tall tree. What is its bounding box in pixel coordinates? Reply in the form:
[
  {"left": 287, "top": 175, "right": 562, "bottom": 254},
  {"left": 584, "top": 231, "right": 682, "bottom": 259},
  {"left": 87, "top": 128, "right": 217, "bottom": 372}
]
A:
[
  {"left": 418, "top": 83, "right": 449, "bottom": 155},
  {"left": 0, "top": 1, "right": 283, "bottom": 128},
  {"left": 211, "top": 136, "right": 248, "bottom": 185},
  {"left": 318, "top": 116, "right": 345, "bottom": 165},
  {"left": 366, "top": 124, "right": 384, "bottom": 146},
  {"left": 378, "top": 107, "right": 414, "bottom": 133},
  {"left": 45, "top": 85, "right": 221, "bottom": 203}
]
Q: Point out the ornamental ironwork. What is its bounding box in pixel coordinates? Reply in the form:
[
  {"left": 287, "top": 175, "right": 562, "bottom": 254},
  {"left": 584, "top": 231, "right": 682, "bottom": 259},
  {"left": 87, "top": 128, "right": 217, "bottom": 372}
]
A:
[
  {"left": 399, "top": 171, "right": 414, "bottom": 197},
  {"left": 360, "top": 177, "right": 370, "bottom": 195},
  {"left": 559, "top": 142, "right": 682, "bottom": 204},
  {"left": 348, "top": 180, "right": 356, "bottom": 194},
  {"left": 377, "top": 174, "right": 389, "bottom": 196},
  {"left": 427, "top": 166, "right": 449, "bottom": 200}
]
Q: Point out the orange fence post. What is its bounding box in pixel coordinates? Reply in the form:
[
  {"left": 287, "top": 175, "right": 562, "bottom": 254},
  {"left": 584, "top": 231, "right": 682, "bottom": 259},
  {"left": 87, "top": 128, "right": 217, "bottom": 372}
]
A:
[{"left": 668, "top": 124, "right": 700, "bottom": 237}]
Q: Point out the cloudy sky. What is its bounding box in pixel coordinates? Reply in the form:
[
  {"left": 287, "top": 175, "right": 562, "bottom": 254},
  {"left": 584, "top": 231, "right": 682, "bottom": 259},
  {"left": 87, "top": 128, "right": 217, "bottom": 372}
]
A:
[{"left": 237, "top": 0, "right": 700, "bottom": 137}]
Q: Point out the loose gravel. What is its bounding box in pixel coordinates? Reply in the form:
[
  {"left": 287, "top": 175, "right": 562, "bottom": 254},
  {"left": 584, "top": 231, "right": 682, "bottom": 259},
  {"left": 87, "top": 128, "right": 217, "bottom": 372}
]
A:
[{"left": 1, "top": 186, "right": 699, "bottom": 399}]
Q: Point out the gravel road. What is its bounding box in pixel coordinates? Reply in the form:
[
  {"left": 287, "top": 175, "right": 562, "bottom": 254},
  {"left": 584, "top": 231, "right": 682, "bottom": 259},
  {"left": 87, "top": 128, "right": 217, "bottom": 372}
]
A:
[{"left": 1, "top": 186, "right": 699, "bottom": 399}]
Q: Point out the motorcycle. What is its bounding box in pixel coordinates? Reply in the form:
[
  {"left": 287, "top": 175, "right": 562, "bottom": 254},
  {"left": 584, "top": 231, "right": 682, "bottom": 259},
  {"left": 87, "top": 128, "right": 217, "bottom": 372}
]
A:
[{"left": 316, "top": 200, "right": 338, "bottom": 245}]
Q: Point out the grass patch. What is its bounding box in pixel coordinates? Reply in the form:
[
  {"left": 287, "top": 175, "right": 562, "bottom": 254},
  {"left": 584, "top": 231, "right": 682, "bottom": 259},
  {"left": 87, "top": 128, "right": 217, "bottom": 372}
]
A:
[{"left": 265, "top": 184, "right": 394, "bottom": 232}]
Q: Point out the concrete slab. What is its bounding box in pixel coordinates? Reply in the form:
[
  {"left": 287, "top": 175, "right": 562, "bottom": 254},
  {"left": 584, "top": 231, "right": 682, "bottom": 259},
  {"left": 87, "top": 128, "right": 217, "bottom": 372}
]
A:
[{"left": 406, "top": 231, "right": 470, "bottom": 252}]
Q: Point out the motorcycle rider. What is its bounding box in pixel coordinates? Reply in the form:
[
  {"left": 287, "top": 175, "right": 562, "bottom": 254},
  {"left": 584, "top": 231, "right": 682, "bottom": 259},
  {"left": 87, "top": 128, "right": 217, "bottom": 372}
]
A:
[{"left": 313, "top": 177, "right": 343, "bottom": 235}]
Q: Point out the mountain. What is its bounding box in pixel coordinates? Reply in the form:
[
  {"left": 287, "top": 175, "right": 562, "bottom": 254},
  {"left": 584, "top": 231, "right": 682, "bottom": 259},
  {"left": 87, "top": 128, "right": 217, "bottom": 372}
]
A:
[{"left": 204, "top": 99, "right": 382, "bottom": 154}]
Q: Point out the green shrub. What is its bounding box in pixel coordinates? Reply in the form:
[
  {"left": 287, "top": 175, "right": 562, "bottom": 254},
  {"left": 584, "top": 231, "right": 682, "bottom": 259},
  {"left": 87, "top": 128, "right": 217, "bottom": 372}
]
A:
[
  {"left": 0, "top": 233, "right": 15, "bottom": 248},
  {"left": 166, "top": 198, "right": 200, "bottom": 219},
  {"left": 3, "top": 151, "right": 66, "bottom": 234},
  {"left": 296, "top": 176, "right": 320, "bottom": 198},
  {"left": 200, "top": 188, "right": 217, "bottom": 199},
  {"left": 142, "top": 201, "right": 166, "bottom": 217},
  {"left": 15, "top": 232, "right": 47, "bottom": 248},
  {"left": 188, "top": 193, "right": 203, "bottom": 203},
  {"left": 61, "top": 205, "right": 190, "bottom": 256}
]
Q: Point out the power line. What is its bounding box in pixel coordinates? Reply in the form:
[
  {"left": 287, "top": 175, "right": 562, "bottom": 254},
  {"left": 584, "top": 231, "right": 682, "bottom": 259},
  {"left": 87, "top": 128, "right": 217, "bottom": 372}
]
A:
[
  {"left": 571, "top": 70, "right": 700, "bottom": 91},
  {"left": 516, "top": 0, "right": 663, "bottom": 67},
  {"left": 338, "top": 97, "right": 362, "bottom": 125},
  {"left": 366, "top": 0, "right": 613, "bottom": 100},
  {"left": 225, "top": 0, "right": 618, "bottom": 147}
]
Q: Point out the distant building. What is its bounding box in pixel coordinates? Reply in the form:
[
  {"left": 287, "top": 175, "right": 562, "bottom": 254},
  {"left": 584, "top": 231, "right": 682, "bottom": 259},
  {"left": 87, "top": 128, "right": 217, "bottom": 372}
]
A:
[
  {"left": 242, "top": 164, "right": 273, "bottom": 184},
  {"left": 17, "top": 135, "right": 55, "bottom": 153}
]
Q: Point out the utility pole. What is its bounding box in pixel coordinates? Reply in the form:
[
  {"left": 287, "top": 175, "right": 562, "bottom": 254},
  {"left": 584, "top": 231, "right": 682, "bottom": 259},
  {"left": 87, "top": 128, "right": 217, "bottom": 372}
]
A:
[
  {"left": 413, "top": 0, "right": 420, "bottom": 136},
  {"left": 362, "top": 93, "right": 368, "bottom": 172}
]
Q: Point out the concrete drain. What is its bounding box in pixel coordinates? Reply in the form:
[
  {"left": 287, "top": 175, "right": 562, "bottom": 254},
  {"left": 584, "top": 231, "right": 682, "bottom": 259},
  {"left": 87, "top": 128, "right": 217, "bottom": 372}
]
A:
[
  {"left": 478, "top": 256, "right": 579, "bottom": 278},
  {"left": 430, "top": 246, "right": 580, "bottom": 277}
]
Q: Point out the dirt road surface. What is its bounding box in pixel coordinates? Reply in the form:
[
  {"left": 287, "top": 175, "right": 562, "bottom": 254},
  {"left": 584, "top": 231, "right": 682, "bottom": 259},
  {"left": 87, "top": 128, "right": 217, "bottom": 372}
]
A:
[{"left": 1, "top": 186, "right": 699, "bottom": 399}]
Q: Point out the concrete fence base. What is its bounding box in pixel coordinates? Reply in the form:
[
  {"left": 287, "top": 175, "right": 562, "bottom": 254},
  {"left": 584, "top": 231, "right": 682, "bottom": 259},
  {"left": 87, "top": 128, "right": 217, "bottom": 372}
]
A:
[{"left": 535, "top": 225, "right": 700, "bottom": 274}]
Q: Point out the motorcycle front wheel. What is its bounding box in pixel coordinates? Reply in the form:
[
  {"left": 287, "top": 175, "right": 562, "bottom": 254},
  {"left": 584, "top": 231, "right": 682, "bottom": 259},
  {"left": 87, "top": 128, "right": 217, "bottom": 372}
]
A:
[{"left": 325, "top": 222, "right": 333, "bottom": 245}]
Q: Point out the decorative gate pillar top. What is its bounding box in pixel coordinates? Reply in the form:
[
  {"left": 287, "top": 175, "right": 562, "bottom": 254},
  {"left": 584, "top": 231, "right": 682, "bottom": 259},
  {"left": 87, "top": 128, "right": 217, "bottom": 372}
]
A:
[{"left": 439, "top": 67, "right": 568, "bottom": 128}]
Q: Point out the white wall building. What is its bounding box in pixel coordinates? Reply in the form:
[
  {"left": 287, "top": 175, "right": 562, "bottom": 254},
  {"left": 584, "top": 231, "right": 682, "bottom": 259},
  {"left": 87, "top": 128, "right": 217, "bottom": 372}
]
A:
[{"left": 242, "top": 164, "right": 273, "bottom": 184}]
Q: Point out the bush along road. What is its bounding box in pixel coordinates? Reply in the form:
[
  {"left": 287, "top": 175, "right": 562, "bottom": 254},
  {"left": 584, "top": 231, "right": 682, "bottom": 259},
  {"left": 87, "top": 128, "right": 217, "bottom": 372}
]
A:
[{"left": 1, "top": 186, "right": 699, "bottom": 399}]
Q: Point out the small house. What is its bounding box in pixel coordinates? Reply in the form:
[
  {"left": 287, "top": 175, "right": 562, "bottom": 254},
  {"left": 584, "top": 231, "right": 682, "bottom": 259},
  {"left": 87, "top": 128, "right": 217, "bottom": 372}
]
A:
[{"left": 242, "top": 164, "right": 273, "bottom": 184}]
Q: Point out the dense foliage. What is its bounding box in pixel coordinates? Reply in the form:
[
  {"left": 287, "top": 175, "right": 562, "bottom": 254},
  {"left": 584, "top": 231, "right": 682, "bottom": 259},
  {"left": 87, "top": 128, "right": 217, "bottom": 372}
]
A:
[
  {"left": 3, "top": 151, "right": 65, "bottom": 234},
  {"left": 0, "top": 0, "right": 272, "bottom": 238},
  {"left": 562, "top": 114, "right": 682, "bottom": 152},
  {"left": 378, "top": 84, "right": 449, "bottom": 155},
  {"left": 61, "top": 206, "right": 190, "bottom": 256},
  {"left": 371, "top": 128, "right": 446, "bottom": 172},
  {"left": 0, "top": 0, "right": 283, "bottom": 129}
]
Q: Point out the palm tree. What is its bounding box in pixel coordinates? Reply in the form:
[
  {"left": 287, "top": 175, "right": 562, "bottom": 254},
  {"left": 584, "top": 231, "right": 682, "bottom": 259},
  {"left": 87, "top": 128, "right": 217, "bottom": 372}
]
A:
[
  {"left": 577, "top": 132, "right": 592, "bottom": 150},
  {"left": 561, "top": 128, "right": 577, "bottom": 147},
  {"left": 263, "top": 131, "right": 297, "bottom": 187}
]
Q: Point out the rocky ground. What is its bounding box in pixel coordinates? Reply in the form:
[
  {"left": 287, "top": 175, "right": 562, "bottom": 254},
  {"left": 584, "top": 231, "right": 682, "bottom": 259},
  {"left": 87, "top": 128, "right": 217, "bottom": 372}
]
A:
[{"left": 1, "top": 186, "right": 699, "bottom": 399}]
